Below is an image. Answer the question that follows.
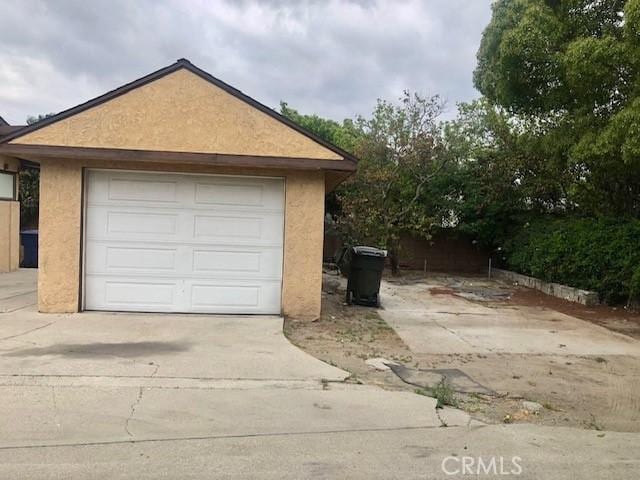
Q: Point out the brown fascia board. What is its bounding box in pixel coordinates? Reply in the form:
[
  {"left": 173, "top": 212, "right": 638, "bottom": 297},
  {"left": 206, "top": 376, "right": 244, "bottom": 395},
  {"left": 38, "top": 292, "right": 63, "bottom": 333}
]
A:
[
  {"left": 325, "top": 169, "right": 354, "bottom": 192},
  {"left": 0, "top": 115, "right": 9, "bottom": 127},
  {"left": 0, "top": 59, "right": 358, "bottom": 166},
  {"left": 0, "top": 143, "right": 357, "bottom": 172}
]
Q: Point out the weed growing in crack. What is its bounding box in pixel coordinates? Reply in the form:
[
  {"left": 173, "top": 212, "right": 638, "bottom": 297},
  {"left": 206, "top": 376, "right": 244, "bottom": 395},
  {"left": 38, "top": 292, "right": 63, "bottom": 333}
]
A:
[
  {"left": 415, "top": 381, "right": 458, "bottom": 409},
  {"left": 432, "top": 380, "right": 458, "bottom": 409}
]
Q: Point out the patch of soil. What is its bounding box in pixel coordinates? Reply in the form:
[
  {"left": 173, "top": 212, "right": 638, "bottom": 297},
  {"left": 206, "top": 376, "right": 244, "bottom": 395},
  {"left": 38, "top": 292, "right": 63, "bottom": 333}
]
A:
[
  {"left": 509, "top": 287, "right": 640, "bottom": 339},
  {"left": 429, "top": 287, "right": 455, "bottom": 296},
  {"left": 415, "top": 351, "right": 640, "bottom": 432},
  {"left": 286, "top": 271, "right": 640, "bottom": 432},
  {"left": 284, "top": 275, "right": 413, "bottom": 389}
]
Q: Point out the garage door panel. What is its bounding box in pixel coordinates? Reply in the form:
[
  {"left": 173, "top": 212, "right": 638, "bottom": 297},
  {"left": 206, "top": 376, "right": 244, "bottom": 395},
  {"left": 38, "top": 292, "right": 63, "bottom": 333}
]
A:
[
  {"left": 85, "top": 276, "right": 281, "bottom": 313},
  {"left": 84, "top": 170, "right": 284, "bottom": 314},
  {"left": 188, "top": 281, "right": 281, "bottom": 313},
  {"left": 194, "top": 181, "right": 264, "bottom": 207},
  {"left": 193, "top": 213, "right": 283, "bottom": 243},
  {"left": 86, "top": 208, "right": 179, "bottom": 239},
  {"left": 105, "top": 246, "right": 178, "bottom": 271},
  {"left": 191, "top": 284, "right": 259, "bottom": 308},
  {"left": 85, "top": 278, "right": 179, "bottom": 311},
  {"left": 192, "top": 249, "right": 260, "bottom": 273},
  {"left": 88, "top": 171, "right": 181, "bottom": 205},
  {"left": 108, "top": 211, "right": 179, "bottom": 235},
  {"left": 108, "top": 177, "right": 179, "bottom": 203},
  {"left": 85, "top": 242, "right": 179, "bottom": 274},
  {"left": 87, "top": 208, "right": 282, "bottom": 245},
  {"left": 194, "top": 179, "right": 283, "bottom": 209},
  {"left": 191, "top": 248, "right": 282, "bottom": 277},
  {"left": 105, "top": 281, "right": 177, "bottom": 306}
]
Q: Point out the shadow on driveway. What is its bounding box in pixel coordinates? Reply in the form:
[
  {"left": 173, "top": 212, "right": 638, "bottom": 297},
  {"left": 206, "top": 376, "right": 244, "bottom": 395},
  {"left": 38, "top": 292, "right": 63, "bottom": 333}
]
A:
[{"left": 3, "top": 341, "right": 192, "bottom": 358}]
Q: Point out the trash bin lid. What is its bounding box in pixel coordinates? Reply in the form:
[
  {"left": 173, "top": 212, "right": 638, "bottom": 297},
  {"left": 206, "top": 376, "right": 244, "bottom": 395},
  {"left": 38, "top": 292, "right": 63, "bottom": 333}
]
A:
[{"left": 352, "top": 246, "right": 387, "bottom": 257}]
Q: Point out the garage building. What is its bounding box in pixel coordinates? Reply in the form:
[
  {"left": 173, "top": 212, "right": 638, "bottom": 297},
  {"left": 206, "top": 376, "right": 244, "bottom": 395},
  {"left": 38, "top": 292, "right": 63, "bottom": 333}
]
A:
[{"left": 0, "top": 59, "right": 356, "bottom": 319}]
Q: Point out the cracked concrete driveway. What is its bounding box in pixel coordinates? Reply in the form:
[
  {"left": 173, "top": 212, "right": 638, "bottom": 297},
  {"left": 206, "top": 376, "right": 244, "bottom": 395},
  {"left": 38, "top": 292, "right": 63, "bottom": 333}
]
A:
[
  {"left": 378, "top": 276, "right": 640, "bottom": 433},
  {"left": 0, "top": 309, "right": 347, "bottom": 381},
  {"left": 1, "top": 270, "right": 640, "bottom": 479},
  {"left": 379, "top": 279, "right": 640, "bottom": 356},
  {"left": 0, "top": 271, "right": 455, "bottom": 470}
]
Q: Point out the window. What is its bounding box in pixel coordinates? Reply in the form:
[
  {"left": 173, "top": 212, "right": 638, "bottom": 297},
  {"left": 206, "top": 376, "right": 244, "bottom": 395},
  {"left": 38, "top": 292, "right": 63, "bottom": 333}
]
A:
[{"left": 0, "top": 171, "right": 16, "bottom": 200}]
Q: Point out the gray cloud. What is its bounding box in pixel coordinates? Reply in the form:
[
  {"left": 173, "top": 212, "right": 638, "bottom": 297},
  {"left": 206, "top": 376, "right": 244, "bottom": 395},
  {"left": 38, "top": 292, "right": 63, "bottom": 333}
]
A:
[{"left": 0, "top": 0, "right": 492, "bottom": 125}]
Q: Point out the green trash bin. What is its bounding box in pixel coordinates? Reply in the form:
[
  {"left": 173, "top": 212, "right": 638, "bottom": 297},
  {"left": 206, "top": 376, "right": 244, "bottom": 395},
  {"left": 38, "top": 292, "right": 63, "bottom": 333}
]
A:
[{"left": 346, "top": 246, "right": 387, "bottom": 307}]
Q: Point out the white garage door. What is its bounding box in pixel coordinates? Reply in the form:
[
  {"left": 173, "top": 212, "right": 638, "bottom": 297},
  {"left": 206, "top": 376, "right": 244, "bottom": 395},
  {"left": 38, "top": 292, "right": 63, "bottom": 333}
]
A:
[{"left": 83, "top": 170, "right": 284, "bottom": 314}]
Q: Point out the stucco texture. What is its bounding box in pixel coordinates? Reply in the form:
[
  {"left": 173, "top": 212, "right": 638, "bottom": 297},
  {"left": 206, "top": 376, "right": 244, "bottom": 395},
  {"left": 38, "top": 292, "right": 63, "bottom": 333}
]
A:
[
  {"left": 37, "top": 159, "right": 325, "bottom": 319},
  {"left": 11, "top": 69, "right": 342, "bottom": 161},
  {"left": 0, "top": 201, "right": 19, "bottom": 273},
  {"left": 1, "top": 156, "right": 20, "bottom": 172},
  {"left": 38, "top": 160, "right": 82, "bottom": 312},
  {"left": 0, "top": 156, "right": 20, "bottom": 273}
]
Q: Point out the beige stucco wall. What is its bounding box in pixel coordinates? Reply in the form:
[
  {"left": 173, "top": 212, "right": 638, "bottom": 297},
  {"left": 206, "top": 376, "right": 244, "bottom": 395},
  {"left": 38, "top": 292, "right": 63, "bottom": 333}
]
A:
[
  {"left": 281, "top": 170, "right": 326, "bottom": 320},
  {"left": 11, "top": 69, "right": 342, "bottom": 161},
  {"left": 1, "top": 156, "right": 20, "bottom": 172},
  {"left": 0, "top": 155, "right": 20, "bottom": 273},
  {"left": 38, "top": 160, "right": 83, "bottom": 312},
  {"left": 0, "top": 201, "right": 19, "bottom": 273},
  {"left": 37, "top": 159, "right": 325, "bottom": 319}
]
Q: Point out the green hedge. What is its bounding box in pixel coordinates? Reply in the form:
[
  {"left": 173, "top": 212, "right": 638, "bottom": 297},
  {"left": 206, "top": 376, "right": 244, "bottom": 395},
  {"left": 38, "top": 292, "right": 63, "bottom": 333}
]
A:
[{"left": 503, "top": 217, "right": 640, "bottom": 304}]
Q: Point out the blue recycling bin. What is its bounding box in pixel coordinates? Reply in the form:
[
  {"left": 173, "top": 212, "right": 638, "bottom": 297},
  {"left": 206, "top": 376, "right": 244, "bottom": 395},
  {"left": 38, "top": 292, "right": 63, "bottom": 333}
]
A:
[{"left": 20, "top": 229, "right": 38, "bottom": 268}]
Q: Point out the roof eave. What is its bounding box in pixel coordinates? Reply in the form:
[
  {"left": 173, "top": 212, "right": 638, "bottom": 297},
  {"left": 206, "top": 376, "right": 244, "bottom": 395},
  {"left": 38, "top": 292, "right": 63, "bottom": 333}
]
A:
[{"left": 0, "top": 143, "right": 357, "bottom": 172}]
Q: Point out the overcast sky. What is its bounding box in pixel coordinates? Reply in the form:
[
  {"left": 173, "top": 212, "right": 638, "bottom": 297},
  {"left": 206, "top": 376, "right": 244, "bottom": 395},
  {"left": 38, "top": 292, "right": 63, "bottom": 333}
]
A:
[{"left": 0, "top": 0, "right": 493, "bottom": 125}]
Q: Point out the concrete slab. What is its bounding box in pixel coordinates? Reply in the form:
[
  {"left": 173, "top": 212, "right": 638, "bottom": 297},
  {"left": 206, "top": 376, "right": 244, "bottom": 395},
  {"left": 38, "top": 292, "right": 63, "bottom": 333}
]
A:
[
  {"left": 0, "top": 382, "right": 441, "bottom": 448},
  {"left": 0, "top": 269, "right": 37, "bottom": 313},
  {"left": 0, "top": 307, "right": 348, "bottom": 381},
  {"left": 4, "top": 268, "right": 637, "bottom": 478},
  {"left": 0, "top": 272, "right": 454, "bottom": 466},
  {"left": 380, "top": 281, "right": 640, "bottom": 356},
  {"left": 0, "top": 424, "right": 637, "bottom": 479},
  {"left": 364, "top": 357, "right": 398, "bottom": 371}
]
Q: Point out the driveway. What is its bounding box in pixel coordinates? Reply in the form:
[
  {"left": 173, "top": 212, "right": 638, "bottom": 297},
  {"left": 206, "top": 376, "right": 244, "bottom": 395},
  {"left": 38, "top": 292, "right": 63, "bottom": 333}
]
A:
[
  {"left": 0, "top": 268, "right": 37, "bottom": 313},
  {"left": 1, "top": 270, "right": 639, "bottom": 479},
  {"left": 379, "top": 278, "right": 640, "bottom": 356},
  {"left": 0, "top": 307, "right": 347, "bottom": 381},
  {"left": 0, "top": 271, "right": 449, "bottom": 447},
  {"left": 378, "top": 275, "right": 640, "bottom": 432}
]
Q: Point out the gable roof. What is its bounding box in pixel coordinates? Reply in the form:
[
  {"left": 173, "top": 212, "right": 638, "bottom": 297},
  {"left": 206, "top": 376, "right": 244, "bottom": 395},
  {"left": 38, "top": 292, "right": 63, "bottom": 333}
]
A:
[
  {"left": 0, "top": 126, "right": 23, "bottom": 139},
  {"left": 0, "top": 59, "right": 357, "bottom": 165},
  {"left": 0, "top": 116, "right": 25, "bottom": 140}
]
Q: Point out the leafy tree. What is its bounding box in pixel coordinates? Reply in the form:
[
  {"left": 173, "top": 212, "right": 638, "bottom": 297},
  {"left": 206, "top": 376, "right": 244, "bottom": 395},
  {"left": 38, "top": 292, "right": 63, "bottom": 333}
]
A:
[
  {"left": 425, "top": 100, "right": 525, "bottom": 246},
  {"left": 421, "top": 99, "right": 579, "bottom": 247},
  {"left": 19, "top": 113, "right": 55, "bottom": 227},
  {"left": 19, "top": 169, "right": 39, "bottom": 229},
  {"left": 279, "top": 102, "right": 360, "bottom": 153},
  {"left": 474, "top": 0, "right": 640, "bottom": 217},
  {"left": 336, "top": 92, "right": 448, "bottom": 273},
  {"left": 281, "top": 94, "right": 448, "bottom": 273},
  {"left": 26, "top": 113, "right": 55, "bottom": 125},
  {"left": 279, "top": 102, "right": 361, "bottom": 217}
]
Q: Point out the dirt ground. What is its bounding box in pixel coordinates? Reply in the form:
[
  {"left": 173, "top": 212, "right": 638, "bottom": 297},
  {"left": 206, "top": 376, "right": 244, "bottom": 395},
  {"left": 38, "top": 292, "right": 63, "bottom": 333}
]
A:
[
  {"left": 285, "top": 270, "right": 640, "bottom": 433},
  {"left": 510, "top": 288, "right": 640, "bottom": 339}
]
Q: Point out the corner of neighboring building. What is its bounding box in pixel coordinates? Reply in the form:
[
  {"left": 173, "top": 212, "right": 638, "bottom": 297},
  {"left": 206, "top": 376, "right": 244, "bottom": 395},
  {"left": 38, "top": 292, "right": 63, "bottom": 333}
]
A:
[{"left": 0, "top": 155, "right": 20, "bottom": 273}]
